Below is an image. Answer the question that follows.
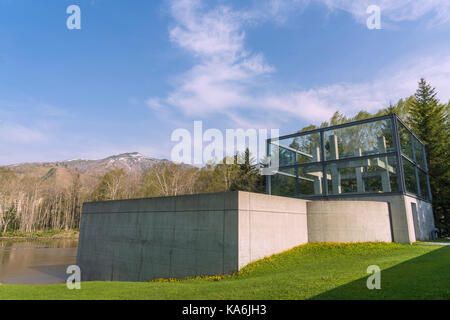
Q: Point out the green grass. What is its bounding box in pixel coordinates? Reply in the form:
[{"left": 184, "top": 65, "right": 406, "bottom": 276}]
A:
[{"left": 0, "top": 243, "right": 448, "bottom": 300}]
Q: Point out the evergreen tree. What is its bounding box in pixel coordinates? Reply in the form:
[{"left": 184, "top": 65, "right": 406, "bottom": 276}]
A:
[
  {"left": 230, "top": 148, "right": 265, "bottom": 192},
  {"left": 408, "top": 79, "right": 450, "bottom": 235}
]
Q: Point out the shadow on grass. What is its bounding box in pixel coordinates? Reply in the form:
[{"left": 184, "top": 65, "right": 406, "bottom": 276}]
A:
[{"left": 312, "top": 246, "right": 450, "bottom": 300}]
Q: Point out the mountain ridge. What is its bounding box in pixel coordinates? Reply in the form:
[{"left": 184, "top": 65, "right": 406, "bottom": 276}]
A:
[{"left": 4, "top": 152, "right": 170, "bottom": 185}]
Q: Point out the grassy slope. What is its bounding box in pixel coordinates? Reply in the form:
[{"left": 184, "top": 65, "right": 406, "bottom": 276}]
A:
[{"left": 0, "top": 243, "right": 448, "bottom": 300}]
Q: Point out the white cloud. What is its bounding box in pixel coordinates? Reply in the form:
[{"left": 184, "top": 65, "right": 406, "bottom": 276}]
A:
[
  {"left": 170, "top": 0, "right": 244, "bottom": 59},
  {"left": 153, "top": 0, "right": 275, "bottom": 117},
  {"left": 256, "top": 53, "right": 450, "bottom": 122},
  {"left": 150, "top": 0, "right": 450, "bottom": 128},
  {"left": 319, "top": 0, "right": 450, "bottom": 27}
]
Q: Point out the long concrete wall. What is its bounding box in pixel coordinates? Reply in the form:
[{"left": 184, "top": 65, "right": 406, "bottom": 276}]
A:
[
  {"left": 77, "top": 192, "right": 309, "bottom": 281},
  {"left": 307, "top": 201, "right": 392, "bottom": 243}
]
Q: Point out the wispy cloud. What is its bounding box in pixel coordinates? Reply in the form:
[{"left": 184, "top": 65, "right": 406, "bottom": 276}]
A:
[
  {"left": 149, "top": 0, "right": 450, "bottom": 127},
  {"left": 164, "top": 0, "right": 274, "bottom": 117},
  {"left": 319, "top": 0, "right": 450, "bottom": 27},
  {"left": 260, "top": 53, "right": 450, "bottom": 121}
]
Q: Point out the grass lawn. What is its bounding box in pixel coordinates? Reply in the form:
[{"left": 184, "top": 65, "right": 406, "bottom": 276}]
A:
[{"left": 0, "top": 243, "right": 448, "bottom": 300}]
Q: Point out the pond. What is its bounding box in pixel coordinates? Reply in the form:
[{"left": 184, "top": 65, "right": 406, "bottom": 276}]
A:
[{"left": 0, "top": 239, "right": 78, "bottom": 285}]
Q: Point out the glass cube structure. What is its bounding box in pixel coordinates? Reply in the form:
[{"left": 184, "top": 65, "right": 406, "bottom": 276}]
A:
[{"left": 266, "top": 114, "right": 431, "bottom": 201}]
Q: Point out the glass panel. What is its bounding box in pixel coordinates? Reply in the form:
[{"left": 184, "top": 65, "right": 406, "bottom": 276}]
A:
[
  {"left": 298, "top": 164, "right": 324, "bottom": 196},
  {"left": 272, "top": 133, "right": 322, "bottom": 166},
  {"left": 413, "top": 136, "right": 426, "bottom": 169},
  {"left": 270, "top": 168, "right": 296, "bottom": 198},
  {"left": 326, "top": 156, "right": 399, "bottom": 195},
  {"left": 403, "top": 158, "right": 418, "bottom": 195},
  {"left": 398, "top": 123, "right": 413, "bottom": 160},
  {"left": 418, "top": 169, "right": 429, "bottom": 199},
  {"left": 272, "top": 138, "right": 296, "bottom": 167},
  {"left": 324, "top": 119, "right": 394, "bottom": 161}
]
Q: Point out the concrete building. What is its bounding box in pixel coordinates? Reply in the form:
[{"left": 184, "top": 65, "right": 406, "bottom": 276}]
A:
[
  {"left": 77, "top": 191, "right": 394, "bottom": 281},
  {"left": 76, "top": 115, "right": 435, "bottom": 282}
]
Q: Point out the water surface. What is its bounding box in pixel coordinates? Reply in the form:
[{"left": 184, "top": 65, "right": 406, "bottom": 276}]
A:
[{"left": 0, "top": 239, "right": 78, "bottom": 285}]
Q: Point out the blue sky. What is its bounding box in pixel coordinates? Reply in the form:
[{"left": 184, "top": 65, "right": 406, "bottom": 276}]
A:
[{"left": 0, "top": 0, "right": 449, "bottom": 165}]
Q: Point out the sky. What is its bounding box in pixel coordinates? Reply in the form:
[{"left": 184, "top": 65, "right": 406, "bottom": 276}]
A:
[{"left": 0, "top": 0, "right": 449, "bottom": 165}]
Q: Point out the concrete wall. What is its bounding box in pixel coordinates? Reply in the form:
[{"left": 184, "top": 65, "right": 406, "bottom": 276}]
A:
[
  {"left": 77, "top": 192, "right": 239, "bottom": 281},
  {"left": 306, "top": 201, "right": 392, "bottom": 243},
  {"left": 77, "top": 192, "right": 309, "bottom": 282},
  {"left": 332, "top": 194, "right": 434, "bottom": 243},
  {"left": 404, "top": 195, "right": 435, "bottom": 241},
  {"left": 332, "top": 195, "right": 410, "bottom": 243},
  {"left": 238, "top": 192, "right": 308, "bottom": 268}
]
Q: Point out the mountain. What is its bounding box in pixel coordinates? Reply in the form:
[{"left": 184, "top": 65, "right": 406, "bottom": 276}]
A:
[
  {"left": 54, "top": 152, "right": 167, "bottom": 175},
  {"left": 4, "top": 152, "right": 169, "bottom": 187}
]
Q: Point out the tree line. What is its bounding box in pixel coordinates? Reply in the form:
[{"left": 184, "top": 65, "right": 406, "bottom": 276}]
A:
[{"left": 0, "top": 168, "right": 85, "bottom": 233}]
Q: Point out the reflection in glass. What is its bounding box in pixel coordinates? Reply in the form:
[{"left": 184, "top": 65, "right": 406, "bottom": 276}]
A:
[
  {"left": 418, "top": 169, "right": 429, "bottom": 199},
  {"left": 398, "top": 123, "right": 413, "bottom": 160},
  {"left": 413, "top": 136, "right": 426, "bottom": 168},
  {"left": 403, "top": 159, "right": 418, "bottom": 195},
  {"left": 271, "top": 168, "right": 296, "bottom": 197},
  {"left": 298, "top": 164, "right": 324, "bottom": 196},
  {"left": 272, "top": 133, "right": 322, "bottom": 167},
  {"left": 324, "top": 119, "right": 394, "bottom": 161},
  {"left": 326, "top": 156, "right": 399, "bottom": 195}
]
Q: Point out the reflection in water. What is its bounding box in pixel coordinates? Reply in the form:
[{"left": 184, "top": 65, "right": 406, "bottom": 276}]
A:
[{"left": 0, "top": 239, "right": 78, "bottom": 285}]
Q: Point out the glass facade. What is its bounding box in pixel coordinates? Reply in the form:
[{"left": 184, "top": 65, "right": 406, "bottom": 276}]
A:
[{"left": 268, "top": 115, "right": 431, "bottom": 201}]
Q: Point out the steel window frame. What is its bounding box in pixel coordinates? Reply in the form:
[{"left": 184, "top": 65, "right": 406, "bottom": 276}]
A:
[{"left": 266, "top": 114, "right": 432, "bottom": 203}]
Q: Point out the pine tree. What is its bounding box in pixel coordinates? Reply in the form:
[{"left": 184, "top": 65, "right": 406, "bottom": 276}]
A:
[
  {"left": 408, "top": 78, "right": 450, "bottom": 235},
  {"left": 230, "top": 148, "right": 265, "bottom": 193}
]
